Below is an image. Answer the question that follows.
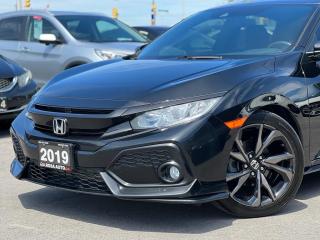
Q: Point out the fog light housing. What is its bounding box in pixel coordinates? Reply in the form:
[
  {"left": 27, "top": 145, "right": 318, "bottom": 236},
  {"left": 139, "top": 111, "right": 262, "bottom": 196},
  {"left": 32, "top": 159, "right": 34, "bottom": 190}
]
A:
[{"left": 158, "top": 162, "right": 183, "bottom": 183}]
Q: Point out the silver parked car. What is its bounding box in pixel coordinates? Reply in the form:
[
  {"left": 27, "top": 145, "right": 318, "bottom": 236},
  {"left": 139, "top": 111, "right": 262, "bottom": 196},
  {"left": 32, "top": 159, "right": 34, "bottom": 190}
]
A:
[{"left": 0, "top": 10, "right": 147, "bottom": 85}]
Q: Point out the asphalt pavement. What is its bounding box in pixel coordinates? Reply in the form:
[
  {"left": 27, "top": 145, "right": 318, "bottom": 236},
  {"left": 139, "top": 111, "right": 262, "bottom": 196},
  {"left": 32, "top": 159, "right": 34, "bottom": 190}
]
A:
[{"left": 1, "top": 121, "right": 320, "bottom": 240}]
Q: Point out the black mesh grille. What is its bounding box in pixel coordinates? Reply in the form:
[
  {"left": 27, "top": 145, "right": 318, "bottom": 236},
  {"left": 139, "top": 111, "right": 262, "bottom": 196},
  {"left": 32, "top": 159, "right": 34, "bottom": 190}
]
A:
[
  {"left": 26, "top": 163, "right": 111, "bottom": 194},
  {"left": 0, "top": 78, "right": 12, "bottom": 90},
  {"left": 11, "top": 133, "right": 28, "bottom": 166},
  {"left": 111, "top": 150, "right": 171, "bottom": 171},
  {"left": 110, "top": 149, "right": 173, "bottom": 184}
]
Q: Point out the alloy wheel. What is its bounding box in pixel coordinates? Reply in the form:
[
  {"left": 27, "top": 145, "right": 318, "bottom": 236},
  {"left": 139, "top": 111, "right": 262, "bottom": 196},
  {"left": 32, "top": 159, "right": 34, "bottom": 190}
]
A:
[{"left": 227, "top": 124, "right": 296, "bottom": 208}]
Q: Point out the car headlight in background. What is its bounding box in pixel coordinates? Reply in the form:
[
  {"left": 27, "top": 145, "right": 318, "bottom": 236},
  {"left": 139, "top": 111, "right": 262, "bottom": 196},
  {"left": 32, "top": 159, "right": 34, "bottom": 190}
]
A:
[
  {"left": 131, "top": 98, "right": 221, "bottom": 130},
  {"left": 16, "top": 69, "right": 32, "bottom": 88},
  {"left": 95, "top": 49, "right": 126, "bottom": 60}
]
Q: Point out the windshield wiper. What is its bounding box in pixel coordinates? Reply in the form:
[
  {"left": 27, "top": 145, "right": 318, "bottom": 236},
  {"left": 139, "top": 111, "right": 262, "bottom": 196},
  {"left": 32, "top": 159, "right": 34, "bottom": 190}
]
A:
[{"left": 176, "top": 55, "right": 223, "bottom": 60}]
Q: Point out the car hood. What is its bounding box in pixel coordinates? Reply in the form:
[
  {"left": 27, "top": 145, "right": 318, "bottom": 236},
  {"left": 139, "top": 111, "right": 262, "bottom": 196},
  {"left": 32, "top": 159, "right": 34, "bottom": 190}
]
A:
[
  {"left": 0, "top": 56, "right": 23, "bottom": 78},
  {"left": 77, "top": 42, "right": 145, "bottom": 55},
  {"left": 36, "top": 57, "right": 275, "bottom": 111}
]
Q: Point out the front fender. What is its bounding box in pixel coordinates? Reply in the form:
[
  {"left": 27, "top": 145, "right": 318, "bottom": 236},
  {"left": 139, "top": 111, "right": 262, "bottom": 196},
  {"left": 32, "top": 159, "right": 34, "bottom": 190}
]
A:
[
  {"left": 214, "top": 74, "right": 310, "bottom": 166},
  {"left": 241, "top": 94, "right": 300, "bottom": 123}
]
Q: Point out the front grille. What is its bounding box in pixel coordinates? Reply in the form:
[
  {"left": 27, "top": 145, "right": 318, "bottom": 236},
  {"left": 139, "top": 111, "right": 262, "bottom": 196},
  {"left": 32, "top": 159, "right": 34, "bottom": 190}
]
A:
[
  {"left": 0, "top": 78, "right": 13, "bottom": 90},
  {"left": 11, "top": 133, "right": 28, "bottom": 166},
  {"left": 34, "top": 124, "right": 109, "bottom": 136},
  {"left": 25, "top": 162, "right": 111, "bottom": 194},
  {"left": 30, "top": 104, "right": 129, "bottom": 137},
  {"left": 34, "top": 104, "right": 113, "bottom": 115}
]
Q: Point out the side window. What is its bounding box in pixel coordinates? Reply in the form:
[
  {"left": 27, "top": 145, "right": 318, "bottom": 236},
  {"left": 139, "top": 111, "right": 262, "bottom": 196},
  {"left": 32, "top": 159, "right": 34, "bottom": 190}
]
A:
[
  {"left": 306, "top": 25, "right": 320, "bottom": 52},
  {"left": 27, "top": 16, "right": 62, "bottom": 42},
  {"left": 96, "top": 20, "right": 117, "bottom": 34},
  {"left": 315, "top": 27, "right": 320, "bottom": 43},
  {"left": 301, "top": 25, "right": 320, "bottom": 78},
  {"left": 0, "top": 17, "right": 26, "bottom": 41},
  {"left": 95, "top": 20, "right": 135, "bottom": 42}
]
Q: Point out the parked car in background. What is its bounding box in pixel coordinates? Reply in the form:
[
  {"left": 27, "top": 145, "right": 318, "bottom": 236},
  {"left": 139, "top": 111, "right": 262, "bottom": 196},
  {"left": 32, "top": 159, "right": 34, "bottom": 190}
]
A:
[
  {"left": 0, "top": 10, "right": 147, "bottom": 85},
  {"left": 134, "top": 26, "right": 169, "bottom": 41},
  {"left": 0, "top": 56, "right": 36, "bottom": 120}
]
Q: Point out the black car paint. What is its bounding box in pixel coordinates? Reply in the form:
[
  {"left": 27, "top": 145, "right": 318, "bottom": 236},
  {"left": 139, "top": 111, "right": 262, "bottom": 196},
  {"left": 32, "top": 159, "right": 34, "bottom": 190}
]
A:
[
  {"left": 36, "top": 57, "right": 274, "bottom": 109},
  {"left": 10, "top": 1, "right": 320, "bottom": 203},
  {"left": 0, "top": 56, "right": 24, "bottom": 77},
  {"left": 0, "top": 56, "right": 37, "bottom": 119}
]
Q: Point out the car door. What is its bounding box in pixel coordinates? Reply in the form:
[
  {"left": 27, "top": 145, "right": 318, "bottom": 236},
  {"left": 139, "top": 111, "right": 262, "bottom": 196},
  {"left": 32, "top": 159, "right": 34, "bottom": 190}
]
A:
[
  {"left": 301, "top": 22, "right": 320, "bottom": 164},
  {"left": 18, "top": 16, "right": 66, "bottom": 85},
  {"left": 0, "top": 16, "right": 27, "bottom": 62}
]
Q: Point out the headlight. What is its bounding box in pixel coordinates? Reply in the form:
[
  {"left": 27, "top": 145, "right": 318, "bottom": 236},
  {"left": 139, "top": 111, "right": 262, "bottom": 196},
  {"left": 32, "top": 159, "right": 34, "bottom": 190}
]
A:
[
  {"left": 95, "top": 49, "right": 126, "bottom": 60},
  {"left": 16, "top": 69, "right": 32, "bottom": 87},
  {"left": 131, "top": 98, "right": 221, "bottom": 130}
]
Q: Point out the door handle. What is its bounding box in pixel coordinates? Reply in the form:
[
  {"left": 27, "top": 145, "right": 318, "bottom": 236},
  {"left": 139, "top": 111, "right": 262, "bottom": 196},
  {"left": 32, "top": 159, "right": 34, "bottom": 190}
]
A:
[{"left": 21, "top": 46, "right": 30, "bottom": 52}]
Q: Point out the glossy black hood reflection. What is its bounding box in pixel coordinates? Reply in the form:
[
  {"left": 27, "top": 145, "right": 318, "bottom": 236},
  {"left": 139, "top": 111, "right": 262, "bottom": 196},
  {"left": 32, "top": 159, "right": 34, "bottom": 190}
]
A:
[
  {"left": 0, "top": 56, "right": 23, "bottom": 78},
  {"left": 36, "top": 57, "right": 275, "bottom": 110}
]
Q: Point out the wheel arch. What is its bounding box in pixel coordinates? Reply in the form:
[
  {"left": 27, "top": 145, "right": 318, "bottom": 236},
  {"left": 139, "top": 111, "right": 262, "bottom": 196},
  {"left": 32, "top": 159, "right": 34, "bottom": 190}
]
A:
[
  {"left": 65, "top": 61, "right": 88, "bottom": 70},
  {"left": 256, "top": 104, "right": 302, "bottom": 141},
  {"left": 240, "top": 93, "right": 309, "bottom": 166},
  {"left": 241, "top": 94, "right": 303, "bottom": 141}
]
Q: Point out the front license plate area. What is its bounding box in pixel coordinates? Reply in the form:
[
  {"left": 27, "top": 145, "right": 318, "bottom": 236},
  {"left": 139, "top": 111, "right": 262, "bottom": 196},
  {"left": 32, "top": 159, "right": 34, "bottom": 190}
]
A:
[
  {"left": 38, "top": 141, "right": 73, "bottom": 171},
  {"left": 0, "top": 98, "right": 7, "bottom": 111}
]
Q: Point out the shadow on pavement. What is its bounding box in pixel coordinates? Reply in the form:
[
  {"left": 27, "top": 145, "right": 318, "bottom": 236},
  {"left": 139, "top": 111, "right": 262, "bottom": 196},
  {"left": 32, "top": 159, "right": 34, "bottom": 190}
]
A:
[
  {"left": 18, "top": 179, "right": 309, "bottom": 233},
  {"left": 19, "top": 189, "right": 234, "bottom": 234},
  {"left": 296, "top": 171, "right": 320, "bottom": 201},
  {"left": 0, "top": 119, "right": 12, "bottom": 139}
]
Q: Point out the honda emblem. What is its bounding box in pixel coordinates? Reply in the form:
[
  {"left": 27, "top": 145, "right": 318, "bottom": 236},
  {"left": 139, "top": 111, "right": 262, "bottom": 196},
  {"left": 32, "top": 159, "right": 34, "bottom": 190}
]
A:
[{"left": 53, "top": 118, "right": 68, "bottom": 136}]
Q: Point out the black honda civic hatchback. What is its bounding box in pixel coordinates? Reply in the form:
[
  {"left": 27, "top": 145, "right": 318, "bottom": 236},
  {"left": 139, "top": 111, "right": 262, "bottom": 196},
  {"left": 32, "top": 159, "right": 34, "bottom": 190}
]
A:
[
  {"left": 0, "top": 56, "right": 36, "bottom": 120},
  {"left": 10, "top": 0, "right": 320, "bottom": 217}
]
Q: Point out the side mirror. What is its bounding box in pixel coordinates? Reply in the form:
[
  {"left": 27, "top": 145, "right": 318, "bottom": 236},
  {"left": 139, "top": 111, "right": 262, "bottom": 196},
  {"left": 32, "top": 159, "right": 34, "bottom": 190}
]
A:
[
  {"left": 39, "top": 34, "right": 61, "bottom": 45},
  {"left": 136, "top": 43, "right": 149, "bottom": 52},
  {"left": 312, "top": 42, "right": 320, "bottom": 67},
  {"left": 314, "top": 42, "right": 320, "bottom": 52},
  {"left": 123, "top": 43, "right": 149, "bottom": 60}
]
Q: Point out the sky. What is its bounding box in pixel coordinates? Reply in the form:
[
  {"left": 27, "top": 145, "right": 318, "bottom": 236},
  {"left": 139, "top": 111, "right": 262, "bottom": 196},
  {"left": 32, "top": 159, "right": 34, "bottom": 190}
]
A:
[{"left": 0, "top": 0, "right": 231, "bottom": 26}]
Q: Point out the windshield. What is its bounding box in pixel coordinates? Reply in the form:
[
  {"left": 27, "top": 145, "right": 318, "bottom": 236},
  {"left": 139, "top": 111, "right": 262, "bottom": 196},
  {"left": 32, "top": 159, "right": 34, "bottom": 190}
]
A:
[
  {"left": 139, "top": 5, "right": 315, "bottom": 59},
  {"left": 56, "top": 15, "right": 146, "bottom": 43}
]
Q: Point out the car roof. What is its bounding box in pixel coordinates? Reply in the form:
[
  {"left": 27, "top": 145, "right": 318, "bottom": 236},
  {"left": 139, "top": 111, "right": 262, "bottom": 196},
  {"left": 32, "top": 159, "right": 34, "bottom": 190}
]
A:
[
  {"left": 0, "top": 10, "right": 109, "bottom": 18},
  {"left": 51, "top": 11, "right": 106, "bottom": 17},
  {"left": 197, "top": 0, "right": 320, "bottom": 15},
  {"left": 0, "top": 9, "right": 49, "bottom": 18},
  {"left": 223, "top": 0, "right": 320, "bottom": 6}
]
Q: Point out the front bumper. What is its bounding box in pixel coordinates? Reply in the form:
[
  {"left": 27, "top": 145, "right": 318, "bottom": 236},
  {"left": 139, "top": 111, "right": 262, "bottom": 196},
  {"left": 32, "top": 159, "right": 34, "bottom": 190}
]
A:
[
  {"left": 10, "top": 110, "right": 234, "bottom": 204},
  {"left": 0, "top": 80, "right": 37, "bottom": 119},
  {"left": 0, "top": 104, "right": 27, "bottom": 119},
  {"left": 10, "top": 159, "right": 228, "bottom": 204}
]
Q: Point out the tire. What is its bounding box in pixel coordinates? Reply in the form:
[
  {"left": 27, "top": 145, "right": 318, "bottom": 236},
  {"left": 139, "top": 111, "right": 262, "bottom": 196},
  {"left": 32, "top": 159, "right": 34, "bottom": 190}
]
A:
[{"left": 216, "top": 110, "right": 304, "bottom": 218}]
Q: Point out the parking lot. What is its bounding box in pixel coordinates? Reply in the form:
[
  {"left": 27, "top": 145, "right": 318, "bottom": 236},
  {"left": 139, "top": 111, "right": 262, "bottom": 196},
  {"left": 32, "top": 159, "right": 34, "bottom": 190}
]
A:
[{"left": 0, "top": 122, "right": 320, "bottom": 240}]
